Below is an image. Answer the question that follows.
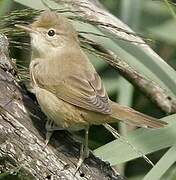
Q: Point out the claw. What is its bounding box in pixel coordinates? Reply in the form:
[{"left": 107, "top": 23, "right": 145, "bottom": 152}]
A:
[
  {"left": 74, "top": 158, "right": 84, "bottom": 175},
  {"left": 42, "top": 130, "right": 53, "bottom": 151},
  {"left": 42, "top": 119, "right": 57, "bottom": 150}
]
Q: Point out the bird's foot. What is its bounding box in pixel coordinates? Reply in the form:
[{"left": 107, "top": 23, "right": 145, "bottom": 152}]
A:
[{"left": 43, "top": 119, "right": 62, "bottom": 150}]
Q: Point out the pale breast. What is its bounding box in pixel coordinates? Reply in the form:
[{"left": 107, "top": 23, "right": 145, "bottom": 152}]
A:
[{"left": 34, "top": 87, "right": 88, "bottom": 131}]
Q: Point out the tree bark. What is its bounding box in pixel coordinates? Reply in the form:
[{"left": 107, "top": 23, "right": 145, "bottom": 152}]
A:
[{"left": 0, "top": 34, "right": 126, "bottom": 179}]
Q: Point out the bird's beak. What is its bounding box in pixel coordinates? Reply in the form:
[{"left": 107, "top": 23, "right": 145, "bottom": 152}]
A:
[{"left": 15, "top": 24, "right": 36, "bottom": 33}]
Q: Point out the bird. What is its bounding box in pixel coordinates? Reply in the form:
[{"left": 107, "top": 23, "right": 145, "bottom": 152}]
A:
[{"left": 15, "top": 10, "right": 167, "bottom": 173}]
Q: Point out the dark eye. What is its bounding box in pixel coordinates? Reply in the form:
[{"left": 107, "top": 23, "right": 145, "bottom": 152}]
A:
[{"left": 47, "top": 29, "right": 56, "bottom": 37}]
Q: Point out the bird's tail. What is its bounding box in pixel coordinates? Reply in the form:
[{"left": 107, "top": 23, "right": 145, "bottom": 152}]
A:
[{"left": 110, "top": 102, "right": 167, "bottom": 128}]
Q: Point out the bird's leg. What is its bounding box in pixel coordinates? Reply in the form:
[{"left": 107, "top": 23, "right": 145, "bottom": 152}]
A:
[
  {"left": 84, "top": 127, "right": 89, "bottom": 158},
  {"left": 75, "top": 127, "right": 89, "bottom": 174},
  {"left": 43, "top": 119, "right": 62, "bottom": 150}
]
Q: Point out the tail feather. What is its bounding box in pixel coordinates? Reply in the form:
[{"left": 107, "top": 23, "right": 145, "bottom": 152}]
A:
[{"left": 110, "top": 102, "right": 167, "bottom": 128}]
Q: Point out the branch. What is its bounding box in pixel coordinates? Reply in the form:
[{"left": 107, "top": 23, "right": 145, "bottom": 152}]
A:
[{"left": 0, "top": 33, "right": 125, "bottom": 180}]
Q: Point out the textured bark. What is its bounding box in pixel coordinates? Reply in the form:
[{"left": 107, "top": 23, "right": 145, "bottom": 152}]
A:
[{"left": 0, "top": 34, "right": 126, "bottom": 179}]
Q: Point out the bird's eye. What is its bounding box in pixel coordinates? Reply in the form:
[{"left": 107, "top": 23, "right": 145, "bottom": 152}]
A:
[{"left": 47, "top": 29, "right": 56, "bottom": 37}]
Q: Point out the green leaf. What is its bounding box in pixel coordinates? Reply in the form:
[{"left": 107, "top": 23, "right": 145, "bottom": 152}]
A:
[
  {"left": 75, "top": 20, "right": 176, "bottom": 97},
  {"left": 117, "top": 77, "right": 133, "bottom": 106},
  {"left": 87, "top": 52, "right": 108, "bottom": 71},
  {"left": 0, "top": 0, "right": 12, "bottom": 16},
  {"left": 101, "top": 29, "right": 176, "bottom": 97},
  {"left": 149, "top": 19, "right": 176, "bottom": 44},
  {"left": 93, "top": 114, "right": 176, "bottom": 165},
  {"left": 143, "top": 144, "right": 176, "bottom": 180},
  {"left": 117, "top": 77, "right": 134, "bottom": 137},
  {"left": 103, "top": 77, "right": 120, "bottom": 95}
]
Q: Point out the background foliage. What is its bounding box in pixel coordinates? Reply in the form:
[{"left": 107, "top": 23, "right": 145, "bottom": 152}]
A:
[{"left": 0, "top": 0, "right": 176, "bottom": 179}]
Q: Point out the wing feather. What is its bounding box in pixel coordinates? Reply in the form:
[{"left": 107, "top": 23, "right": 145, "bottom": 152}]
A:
[
  {"left": 32, "top": 61, "right": 112, "bottom": 114},
  {"left": 56, "top": 73, "right": 112, "bottom": 114}
]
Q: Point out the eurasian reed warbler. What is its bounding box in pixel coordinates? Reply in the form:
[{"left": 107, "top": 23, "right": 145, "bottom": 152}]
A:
[{"left": 15, "top": 10, "right": 167, "bottom": 172}]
